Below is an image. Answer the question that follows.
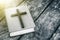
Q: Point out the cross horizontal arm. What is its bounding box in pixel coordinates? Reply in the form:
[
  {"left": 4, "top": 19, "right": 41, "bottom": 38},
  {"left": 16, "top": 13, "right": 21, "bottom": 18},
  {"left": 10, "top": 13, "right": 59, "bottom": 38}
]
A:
[{"left": 11, "top": 12, "right": 27, "bottom": 17}]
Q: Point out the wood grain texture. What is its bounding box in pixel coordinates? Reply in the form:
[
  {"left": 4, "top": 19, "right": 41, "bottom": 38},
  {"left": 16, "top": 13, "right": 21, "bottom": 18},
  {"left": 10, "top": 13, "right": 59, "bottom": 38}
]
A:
[
  {"left": 0, "top": 0, "right": 60, "bottom": 40},
  {"left": 19, "top": 0, "right": 60, "bottom": 40}
]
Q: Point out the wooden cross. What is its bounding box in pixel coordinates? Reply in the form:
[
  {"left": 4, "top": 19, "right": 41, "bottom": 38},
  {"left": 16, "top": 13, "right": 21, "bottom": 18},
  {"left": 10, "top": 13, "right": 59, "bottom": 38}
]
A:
[{"left": 11, "top": 9, "right": 27, "bottom": 28}]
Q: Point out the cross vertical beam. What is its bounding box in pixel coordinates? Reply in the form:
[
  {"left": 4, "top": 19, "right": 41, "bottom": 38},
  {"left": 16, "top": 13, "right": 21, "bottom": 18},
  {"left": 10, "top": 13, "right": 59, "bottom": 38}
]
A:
[{"left": 11, "top": 9, "right": 27, "bottom": 28}]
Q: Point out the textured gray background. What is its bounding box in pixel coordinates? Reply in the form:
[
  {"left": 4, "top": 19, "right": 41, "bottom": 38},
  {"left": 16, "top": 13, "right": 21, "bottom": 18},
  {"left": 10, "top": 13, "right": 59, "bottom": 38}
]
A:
[{"left": 0, "top": 0, "right": 60, "bottom": 40}]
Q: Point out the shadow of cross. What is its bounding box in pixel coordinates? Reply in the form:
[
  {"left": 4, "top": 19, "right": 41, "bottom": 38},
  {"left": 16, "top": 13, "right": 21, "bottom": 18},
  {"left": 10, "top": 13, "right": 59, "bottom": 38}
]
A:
[{"left": 11, "top": 9, "right": 27, "bottom": 28}]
